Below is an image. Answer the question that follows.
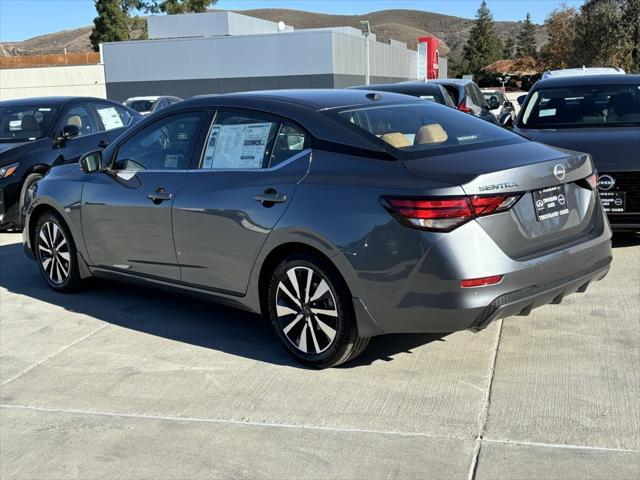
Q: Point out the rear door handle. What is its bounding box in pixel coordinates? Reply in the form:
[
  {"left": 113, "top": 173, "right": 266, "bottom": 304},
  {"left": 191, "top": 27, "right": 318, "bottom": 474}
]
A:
[
  {"left": 147, "top": 188, "right": 172, "bottom": 204},
  {"left": 254, "top": 190, "right": 287, "bottom": 206}
]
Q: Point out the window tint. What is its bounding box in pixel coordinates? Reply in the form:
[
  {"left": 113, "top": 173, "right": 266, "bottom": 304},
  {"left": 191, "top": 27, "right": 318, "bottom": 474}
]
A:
[
  {"left": 0, "top": 105, "right": 57, "bottom": 142},
  {"left": 336, "top": 102, "right": 520, "bottom": 155},
  {"left": 520, "top": 84, "right": 640, "bottom": 128},
  {"left": 113, "top": 113, "right": 202, "bottom": 170},
  {"left": 201, "top": 111, "right": 279, "bottom": 169},
  {"left": 94, "top": 103, "right": 129, "bottom": 131},
  {"left": 62, "top": 104, "right": 97, "bottom": 137},
  {"left": 269, "top": 124, "right": 307, "bottom": 167},
  {"left": 443, "top": 85, "right": 459, "bottom": 105}
]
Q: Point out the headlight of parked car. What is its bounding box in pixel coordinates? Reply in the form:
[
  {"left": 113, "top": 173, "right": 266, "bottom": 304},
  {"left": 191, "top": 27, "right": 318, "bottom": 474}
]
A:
[{"left": 0, "top": 162, "right": 19, "bottom": 178}]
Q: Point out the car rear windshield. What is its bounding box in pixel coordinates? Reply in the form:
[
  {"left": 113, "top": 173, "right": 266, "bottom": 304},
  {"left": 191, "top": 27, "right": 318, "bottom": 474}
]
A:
[
  {"left": 125, "top": 100, "right": 154, "bottom": 113},
  {"left": 520, "top": 84, "right": 640, "bottom": 128},
  {"left": 0, "top": 105, "right": 58, "bottom": 142},
  {"left": 335, "top": 102, "right": 521, "bottom": 156}
]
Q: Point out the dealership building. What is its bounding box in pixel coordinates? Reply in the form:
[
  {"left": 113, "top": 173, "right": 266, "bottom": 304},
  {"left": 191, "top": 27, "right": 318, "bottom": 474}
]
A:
[{"left": 102, "top": 11, "right": 445, "bottom": 101}]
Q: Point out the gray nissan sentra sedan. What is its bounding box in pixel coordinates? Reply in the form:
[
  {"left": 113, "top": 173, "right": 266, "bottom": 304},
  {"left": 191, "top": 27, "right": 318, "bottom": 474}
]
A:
[{"left": 22, "top": 90, "right": 613, "bottom": 368}]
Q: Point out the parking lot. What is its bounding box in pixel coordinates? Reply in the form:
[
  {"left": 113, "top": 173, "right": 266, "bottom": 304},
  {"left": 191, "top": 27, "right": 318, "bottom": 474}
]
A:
[{"left": 0, "top": 231, "right": 638, "bottom": 479}]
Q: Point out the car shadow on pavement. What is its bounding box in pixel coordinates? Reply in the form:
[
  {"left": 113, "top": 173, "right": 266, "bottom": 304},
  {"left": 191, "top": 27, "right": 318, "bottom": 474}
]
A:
[{"left": 0, "top": 241, "right": 446, "bottom": 369}]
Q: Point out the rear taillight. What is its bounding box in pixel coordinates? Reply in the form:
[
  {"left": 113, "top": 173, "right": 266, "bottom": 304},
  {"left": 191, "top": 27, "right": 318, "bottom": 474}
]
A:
[
  {"left": 383, "top": 194, "right": 520, "bottom": 231},
  {"left": 458, "top": 100, "right": 473, "bottom": 113}
]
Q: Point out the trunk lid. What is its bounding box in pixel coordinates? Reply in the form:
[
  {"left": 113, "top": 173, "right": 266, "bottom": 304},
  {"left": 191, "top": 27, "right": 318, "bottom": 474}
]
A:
[{"left": 402, "top": 140, "right": 601, "bottom": 259}]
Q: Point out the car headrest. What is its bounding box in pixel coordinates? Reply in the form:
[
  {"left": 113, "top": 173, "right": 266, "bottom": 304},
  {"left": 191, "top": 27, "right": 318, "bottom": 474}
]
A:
[
  {"left": 67, "top": 115, "right": 83, "bottom": 129},
  {"left": 21, "top": 115, "right": 40, "bottom": 132},
  {"left": 414, "top": 124, "right": 448, "bottom": 145},
  {"left": 380, "top": 132, "right": 411, "bottom": 148}
]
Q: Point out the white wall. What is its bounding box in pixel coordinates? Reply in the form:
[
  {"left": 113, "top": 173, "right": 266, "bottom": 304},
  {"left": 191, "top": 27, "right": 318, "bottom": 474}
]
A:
[
  {"left": 0, "top": 64, "right": 106, "bottom": 100},
  {"left": 103, "top": 30, "right": 335, "bottom": 83},
  {"left": 331, "top": 31, "right": 417, "bottom": 79},
  {"left": 148, "top": 11, "right": 292, "bottom": 40}
]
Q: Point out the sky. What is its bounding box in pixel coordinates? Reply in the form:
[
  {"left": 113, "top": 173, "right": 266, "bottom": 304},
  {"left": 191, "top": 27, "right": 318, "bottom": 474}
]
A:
[{"left": 0, "top": 0, "right": 586, "bottom": 42}]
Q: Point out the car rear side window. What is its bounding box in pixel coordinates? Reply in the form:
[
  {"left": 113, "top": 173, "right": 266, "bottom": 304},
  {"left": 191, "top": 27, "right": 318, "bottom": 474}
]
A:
[
  {"left": 93, "top": 103, "right": 129, "bottom": 131},
  {"left": 200, "top": 111, "right": 280, "bottom": 169},
  {"left": 336, "top": 102, "right": 521, "bottom": 156},
  {"left": 112, "top": 113, "right": 203, "bottom": 170}
]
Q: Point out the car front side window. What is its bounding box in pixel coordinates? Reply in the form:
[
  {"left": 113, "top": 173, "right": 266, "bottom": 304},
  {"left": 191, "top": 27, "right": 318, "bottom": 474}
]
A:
[
  {"left": 200, "top": 111, "right": 280, "bottom": 170},
  {"left": 112, "top": 112, "right": 202, "bottom": 171},
  {"left": 61, "top": 104, "right": 98, "bottom": 137}
]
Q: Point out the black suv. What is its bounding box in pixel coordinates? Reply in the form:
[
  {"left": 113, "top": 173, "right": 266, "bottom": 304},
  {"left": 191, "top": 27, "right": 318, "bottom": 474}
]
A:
[
  {"left": 514, "top": 74, "right": 640, "bottom": 231},
  {"left": 0, "top": 96, "right": 140, "bottom": 230}
]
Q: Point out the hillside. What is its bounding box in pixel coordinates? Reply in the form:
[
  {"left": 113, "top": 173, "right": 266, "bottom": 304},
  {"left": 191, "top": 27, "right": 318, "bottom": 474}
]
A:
[{"left": 0, "top": 8, "right": 547, "bottom": 60}]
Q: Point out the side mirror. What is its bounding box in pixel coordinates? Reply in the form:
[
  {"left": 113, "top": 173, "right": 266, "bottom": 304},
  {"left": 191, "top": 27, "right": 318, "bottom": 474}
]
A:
[
  {"left": 517, "top": 95, "right": 527, "bottom": 106},
  {"left": 62, "top": 124, "right": 80, "bottom": 140},
  {"left": 499, "top": 112, "right": 513, "bottom": 128},
  {"left": 79, "top": 150, "right": 103, "bottom": 173}
]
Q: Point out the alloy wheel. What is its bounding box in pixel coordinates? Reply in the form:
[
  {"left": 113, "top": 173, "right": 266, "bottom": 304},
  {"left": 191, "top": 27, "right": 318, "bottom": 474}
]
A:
[
  {"left": 38, "top": 221, "right": 71, "bottom": 285},
  {"left": 275, "top": 266, "right": 339, "bottom": 354}
]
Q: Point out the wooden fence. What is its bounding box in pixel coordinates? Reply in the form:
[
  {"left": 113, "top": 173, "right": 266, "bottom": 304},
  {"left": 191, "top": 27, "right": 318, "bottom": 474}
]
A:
[{"left": 0, "top": 52, "right": 100, "bottom": 69}]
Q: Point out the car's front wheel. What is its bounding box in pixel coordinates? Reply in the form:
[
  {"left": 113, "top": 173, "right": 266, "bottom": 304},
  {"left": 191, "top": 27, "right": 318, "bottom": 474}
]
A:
[
  {"left": 34, "top": 211, "right": 82, "bottom": 292},
  {"left": 267, "top": 254, "right": 369, "bottom": 368}
]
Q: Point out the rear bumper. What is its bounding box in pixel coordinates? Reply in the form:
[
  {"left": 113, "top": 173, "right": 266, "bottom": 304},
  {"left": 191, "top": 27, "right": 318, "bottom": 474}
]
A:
[
  {"left": 350, "top": 215, "right": 613, "bottom": 336},
  {"left": 468, "top": 256, "right": 611, "bottom": 330}
]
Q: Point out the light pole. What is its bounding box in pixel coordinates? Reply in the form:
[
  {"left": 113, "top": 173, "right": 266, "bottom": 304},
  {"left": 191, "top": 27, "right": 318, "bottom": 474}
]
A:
[
  {"left": 360, "top": 20, "right": 371, "bottom": 85},
  {"left": 497, "top": 75, "right": 511, "bottom": 92}
]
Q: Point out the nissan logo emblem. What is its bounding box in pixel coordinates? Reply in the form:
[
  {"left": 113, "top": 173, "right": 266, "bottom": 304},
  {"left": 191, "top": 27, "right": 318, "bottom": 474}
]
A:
[
  {"left": 598, "top": 175, "right": 616, "bottom": 191},
  {"left": 553, "top": 164, "right": 566, "bottom": 181}
]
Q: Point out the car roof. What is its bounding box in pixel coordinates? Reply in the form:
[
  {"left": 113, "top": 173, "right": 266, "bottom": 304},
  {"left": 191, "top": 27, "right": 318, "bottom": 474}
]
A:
[
  {"left": 183, "top": 89, "right": 422, "bottom": 111},
  {"left": 169, "top": 89, "right": 437, "bottom": 159},
  {"left": 350, "top": 81, "right": 443, "bottom": 92},
  {"left": 430, "top": 79, "right": 471, "bottom": 87},
  {"left": 534, "top": 74, "right": 640, "bottom": 89},
  {"left": 0, "top": 96, "right": 107, "bottom": 107}
]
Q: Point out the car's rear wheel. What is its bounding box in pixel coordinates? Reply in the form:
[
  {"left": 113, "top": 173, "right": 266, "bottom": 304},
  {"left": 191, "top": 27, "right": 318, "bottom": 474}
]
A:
[
  {"left": 34, "top": 211, "right": 82, "bottom": 292},
  {"left": 267, "top": 254, "right": 369, "bottom": 368}
]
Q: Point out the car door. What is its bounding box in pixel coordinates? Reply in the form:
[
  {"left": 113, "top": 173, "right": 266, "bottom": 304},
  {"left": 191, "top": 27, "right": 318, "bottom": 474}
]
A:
[
  {"left": 53, "top": 102, "right": 110, "bottom": 165},
  {"left": 82, "top": 111, "right": 206, "bottom": 280},
  {"left": 172, "top": 109, "right": 311, "bottom": 294}
]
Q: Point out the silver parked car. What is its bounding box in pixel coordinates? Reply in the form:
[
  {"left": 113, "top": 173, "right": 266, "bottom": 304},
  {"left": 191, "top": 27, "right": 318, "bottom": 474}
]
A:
[{"left": 23, "top": 90, "right": 612, "bottom": 368}]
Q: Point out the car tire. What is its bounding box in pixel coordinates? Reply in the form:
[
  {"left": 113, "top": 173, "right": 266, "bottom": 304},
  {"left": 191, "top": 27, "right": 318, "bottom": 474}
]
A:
[
  {"left": 34, "top": 211, "right": 82, "bottom": 292},
  {"left": 17, "top": 173, "right": 44, "bottom": 230},
  {"left": 267, "top": 254, "right": 369, "bottom": 369}
]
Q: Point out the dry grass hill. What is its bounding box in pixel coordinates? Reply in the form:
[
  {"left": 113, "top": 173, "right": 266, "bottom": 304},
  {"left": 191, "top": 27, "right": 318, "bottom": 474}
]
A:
[{"left": 0, "top": 8, "right": 547, "bottom": 60}]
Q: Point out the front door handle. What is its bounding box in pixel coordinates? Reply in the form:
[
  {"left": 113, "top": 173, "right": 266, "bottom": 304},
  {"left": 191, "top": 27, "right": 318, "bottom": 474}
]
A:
[
  {"left": 147, "top": 188, "right": 172, "bottom": 204},
  {"left": 254, "top": 189, "right": 287, "bottom": 206}
]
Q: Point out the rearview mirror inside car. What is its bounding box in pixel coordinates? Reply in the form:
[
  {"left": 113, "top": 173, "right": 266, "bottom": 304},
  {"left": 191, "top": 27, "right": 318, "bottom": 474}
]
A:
[
  {"left": 517, "top": 95, "right": 527, "bottom": 106},
  {"left": 79, "top": 150, "right": 103, "bottom": 173}
]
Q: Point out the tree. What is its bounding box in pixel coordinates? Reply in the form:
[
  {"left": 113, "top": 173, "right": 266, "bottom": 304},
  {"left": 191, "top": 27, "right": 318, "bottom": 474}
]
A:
[
  {"left": 516, "top": 13, "right": 537, "bottom": 58},
  {"left": 574, "top": 0, "right": 639, "bottom": 72},
  {"left": 502, "top": 37, "right": 516, "bottom": 59},
  {"left": 462, "top": 1, "right": 503, "bottom": 74},
  {"left": 90, "top": 0, "right": 131, "bottom": 51},
  {"left": 143, "top": 0, "right": 216, "bottom": 14},
  {"left": 540, "top": 4, "right": 578, "bottom": 69}
]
